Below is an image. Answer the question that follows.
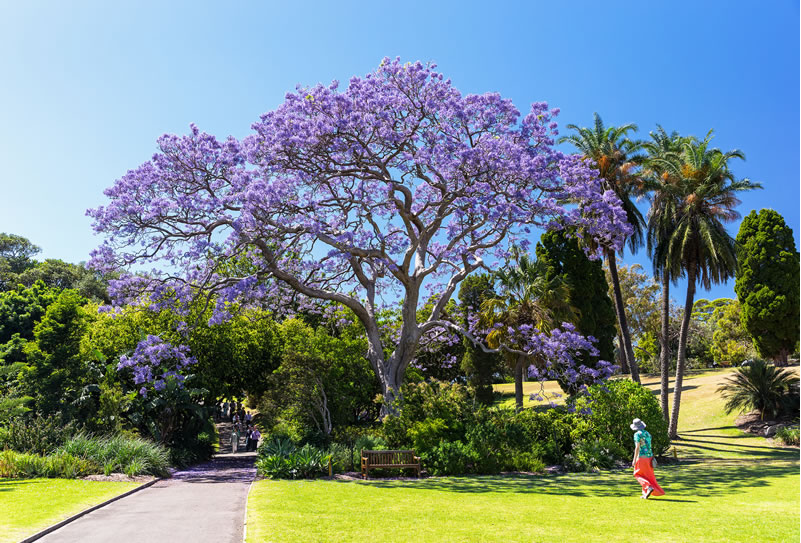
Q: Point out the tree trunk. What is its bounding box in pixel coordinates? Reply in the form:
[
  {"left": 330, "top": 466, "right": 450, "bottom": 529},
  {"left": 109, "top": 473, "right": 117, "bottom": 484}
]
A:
[
  {"left": 659, "top": 269, "right": 671, "bottom": 423},
  {"left": 606, "top": 249, "right": 640, "bottom": 383},
  {"left": 669, "top": 263, "right": 696, "bottom": 439},
  {"left": 776, "top": 349, "right": 789, "bottom": 367},
  {"left": 617, "top": 330, "right": 630, "bottom": 374},
  {"left": 514, "top": 355, "right": 524, "bottom": 412}
]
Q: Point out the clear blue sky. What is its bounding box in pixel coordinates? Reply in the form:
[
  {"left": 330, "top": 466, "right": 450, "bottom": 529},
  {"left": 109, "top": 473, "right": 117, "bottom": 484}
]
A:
[{"left": 1, "top": 1, "right": 798, "bottom": 303}]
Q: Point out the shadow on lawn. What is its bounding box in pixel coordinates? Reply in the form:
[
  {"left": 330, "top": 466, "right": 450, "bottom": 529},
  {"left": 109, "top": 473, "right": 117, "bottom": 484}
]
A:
[
  {"left": 0, "top": 479, "right": 42, "bottom": 492},
  {"left": 352, "top": 460, "right": 797, "bottom": 500}
]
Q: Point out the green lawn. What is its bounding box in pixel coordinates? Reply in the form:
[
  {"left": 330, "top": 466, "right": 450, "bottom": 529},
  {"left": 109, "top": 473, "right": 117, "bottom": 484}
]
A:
[
  {"left": 0, "top": 478, "right": 139, "bottom": 543},
  {"left": 246, "top": 368, "right": 800, "bottom": 542}
]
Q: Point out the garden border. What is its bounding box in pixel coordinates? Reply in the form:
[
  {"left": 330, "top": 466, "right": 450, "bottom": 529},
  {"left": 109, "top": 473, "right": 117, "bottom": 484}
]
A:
[{"left": 18, "top": 477, "right": 161, "bottom": 543}]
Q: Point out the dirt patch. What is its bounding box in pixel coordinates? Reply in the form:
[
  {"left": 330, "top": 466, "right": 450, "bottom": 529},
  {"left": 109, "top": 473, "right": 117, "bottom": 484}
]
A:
[{"left": 82, "top": 473, "right": 157, "bottom": 483}]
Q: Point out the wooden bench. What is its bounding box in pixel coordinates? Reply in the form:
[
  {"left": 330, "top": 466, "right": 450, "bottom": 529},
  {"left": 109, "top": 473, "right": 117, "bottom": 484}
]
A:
[{"left": 361, "top": 449, "right": 421, "bottom": 479}]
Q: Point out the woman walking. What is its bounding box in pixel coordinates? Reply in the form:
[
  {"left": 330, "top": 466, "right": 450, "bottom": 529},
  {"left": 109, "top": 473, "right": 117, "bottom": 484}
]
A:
[{"left": 631, "top": 418, "right": 664, "bottom": 499}]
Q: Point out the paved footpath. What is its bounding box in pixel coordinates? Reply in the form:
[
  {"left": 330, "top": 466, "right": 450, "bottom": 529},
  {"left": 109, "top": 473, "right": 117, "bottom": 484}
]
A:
[{"left": 37, "top": 452, "right": 257, "bottom": 543}]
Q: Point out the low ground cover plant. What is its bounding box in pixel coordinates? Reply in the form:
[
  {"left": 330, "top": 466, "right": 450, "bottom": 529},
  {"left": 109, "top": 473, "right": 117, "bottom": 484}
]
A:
[{"left": 0, "top": 433, "right": 169, "bottom": 478}]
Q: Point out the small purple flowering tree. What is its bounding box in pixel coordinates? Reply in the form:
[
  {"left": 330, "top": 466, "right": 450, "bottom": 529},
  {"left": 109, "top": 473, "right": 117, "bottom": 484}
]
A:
[{"left": 89, "top": 58, "right": 630, "bottom": 413}]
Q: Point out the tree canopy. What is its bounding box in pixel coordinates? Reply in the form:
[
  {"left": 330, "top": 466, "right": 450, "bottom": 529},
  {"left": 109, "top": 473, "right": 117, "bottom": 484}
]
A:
[
  {"left": 735, "top": 209, "right": 799, "bottom": 365},
  {"left": 88, "top": 58, "right": 631, "bottom": 408}
]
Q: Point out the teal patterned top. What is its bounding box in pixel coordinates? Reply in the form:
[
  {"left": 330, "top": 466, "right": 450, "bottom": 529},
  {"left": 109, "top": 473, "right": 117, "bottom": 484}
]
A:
[{"left": 634, "top": 430, "right": 653, "bottom": 458}]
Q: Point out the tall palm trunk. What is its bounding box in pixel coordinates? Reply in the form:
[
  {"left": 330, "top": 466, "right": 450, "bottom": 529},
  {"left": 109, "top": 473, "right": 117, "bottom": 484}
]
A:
[
  {"left": 659, "top": 269, "right": 671, "bottom": 422},
  {"left": 606, "top": 249, "right": 640, "bottom": 383},
  {"left": 617, "top": 330, "right": 630, "bottom": 374},
  {"left": 669, "top": 262, "right": 696, "bottom": 438},
  {"left": 514, "top": 355, "right": 524, "bottom": 411}
]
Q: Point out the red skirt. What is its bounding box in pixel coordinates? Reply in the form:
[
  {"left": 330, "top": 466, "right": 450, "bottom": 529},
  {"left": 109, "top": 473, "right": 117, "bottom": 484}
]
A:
[{"left": 634, "top": 457, "right": 665, "bottom": 496}]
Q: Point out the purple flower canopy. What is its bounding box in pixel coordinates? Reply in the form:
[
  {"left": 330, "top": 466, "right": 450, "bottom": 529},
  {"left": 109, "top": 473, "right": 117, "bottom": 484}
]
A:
[{"left": 88, "top": 58, "right": 628, "bottom": 397}]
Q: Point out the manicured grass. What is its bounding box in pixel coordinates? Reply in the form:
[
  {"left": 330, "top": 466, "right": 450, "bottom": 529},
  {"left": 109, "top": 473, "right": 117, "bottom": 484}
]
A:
[
  {"left": 0, "top": 478, "right": 139, "bottom": 543},
  {"left": 247, "top": 461, "right": 798, "bottom": 542},
  {"left": 247, "top": 368, "right": 800, "bottom": 542}
]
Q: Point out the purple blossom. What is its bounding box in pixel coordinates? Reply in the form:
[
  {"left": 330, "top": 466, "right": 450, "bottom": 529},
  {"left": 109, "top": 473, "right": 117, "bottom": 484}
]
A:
[{"left": 87, "top": 58, "right": 631, "bottom": 403}]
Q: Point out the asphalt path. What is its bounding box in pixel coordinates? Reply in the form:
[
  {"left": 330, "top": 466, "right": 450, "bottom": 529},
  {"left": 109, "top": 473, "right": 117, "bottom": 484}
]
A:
[{"left": 36, "top": 452, "right": 257, "bottom": 543}]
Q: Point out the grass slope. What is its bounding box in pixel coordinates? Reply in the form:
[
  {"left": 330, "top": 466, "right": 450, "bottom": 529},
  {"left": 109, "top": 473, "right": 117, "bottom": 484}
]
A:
[
  {"left": 246, "top": 368, "right": 800, "bottom": 543},
  {"left": 0, "top": 478, "right": 139, "bottom": 543}
]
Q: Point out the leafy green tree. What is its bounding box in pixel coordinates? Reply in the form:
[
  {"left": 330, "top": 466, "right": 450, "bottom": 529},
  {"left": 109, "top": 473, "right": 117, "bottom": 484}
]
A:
[
  {"left": 650, "top": 132, "right": 760, "bottom": 437},
  {"left": 560, "top": 113, "right": 645, "bottom": 383},
  {"left": 698, "top": 299, "right": 754, "bottom": 366},
  {"left": 735, "top": 209, "right": 800, "bottom": 366},
  {"left": 0, "top": 281, "right": 58, "bottom": 344},
  {"left": 20, "top": 289, "right": 97, "bottom": 420},
  {"left": 0, "top": 233, "right": 40, "bottom": 290},
  {"left": 458, "top": 274, "right": 503, "bottom": 404},
  {"left": 260, "top": 317, "right": 380, "bottom": 440},
  {"left": 537, "top": 230, "right": 616, "bottom": 393},
  {"left": 16, "top": 259, "right": 111, "bottom": 303}
]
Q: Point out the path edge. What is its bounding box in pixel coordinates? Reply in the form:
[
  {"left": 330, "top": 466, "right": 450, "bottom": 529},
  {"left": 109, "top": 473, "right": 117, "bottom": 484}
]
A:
[
  {"left": 18, "top": 477, "right": 162, "bottom": 543},
  {"left": 242, "top": 478, "right": 255, "bottom": 542}
]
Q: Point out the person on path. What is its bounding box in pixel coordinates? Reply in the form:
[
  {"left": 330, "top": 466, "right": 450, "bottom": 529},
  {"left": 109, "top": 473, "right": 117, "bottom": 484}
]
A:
[
  {"left": 631, "top": 418, "right": 664, "bottom": 499},
  {"left": 245, "top": 411, "right": 252, "bottom": 424},
  {"left": 250, "top": 427, "right": 261, "bottom": 451},
  {"left": 231, "top": 425, "right": 239, "bottom": 454}
]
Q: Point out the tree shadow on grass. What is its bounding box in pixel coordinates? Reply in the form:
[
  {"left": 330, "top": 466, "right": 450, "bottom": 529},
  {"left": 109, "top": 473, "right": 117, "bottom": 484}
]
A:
[
  {"left": 0, "top": 479, "right": 42, "bottom": 492},
  {"left": 345, "top": 460, "right": 797, "bottom": 500},
  {"left": 673, "top": 438, "right": 799, "bottom": 460}
]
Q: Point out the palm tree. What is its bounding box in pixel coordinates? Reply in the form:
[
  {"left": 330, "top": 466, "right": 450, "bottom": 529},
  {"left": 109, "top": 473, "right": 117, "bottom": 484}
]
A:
[
  {"left": 643, "top": 126, "right": 690, "bottom": 422},
  {"left": 650, "top": 131, "right": 761, "bottom": 438},
  {"left": 481, "top": 249, "right": 575, "bottom": 410},
  {"left": 718, "top": 360, "right": 799, "bottom": 420},
  {"left": 560, "top": 113, "right": 645, "bottom": 383}
]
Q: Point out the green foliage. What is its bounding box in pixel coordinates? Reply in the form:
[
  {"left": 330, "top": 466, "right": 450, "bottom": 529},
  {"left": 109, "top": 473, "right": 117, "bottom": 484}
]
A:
[
  {"left": 256, "top": 316, "right": 380, "bottom": 442},
  {"left": 537, "top": 230, "right": 617, "bottom": 392},
  {"left": 20, "top": 289, "right": 98, "bottom": 420},
  {"left": 0, "top": 415, "right": 78, "bottom": 455},
  {"left": 717, "top": 360, "right": 799, "bottom": 420},
  {"left": 0, "top": 281, "right": 58, "bottom": 343},
  {"left": 256, "top": 435, "right": 331, "bottom": 479},
  {"left": 0, "top": 233, "right": 40, "bottom": 290},
  {"left": 571, "top": 379, "right": 670, "bottom": 457},
  {"left": 382, "top": 380, "right": 635, "bottom": 474},
  {"left": 735, "top": 209, "right": 800, "bottom": 364},
  {"left": 564, "top": 438, "right": 621, "bottom": 472},
  {"left": 0, "top": 432, "right": 168, "bottom": 478},
  {"left": 775, "top": 426, "right": 799, "bottom": 446},
  {"left": 55, "top": 433, "right": 169, "bottom": 476},
  {"left": 458, "top": 274, "right": 504, "bottom": 404}
]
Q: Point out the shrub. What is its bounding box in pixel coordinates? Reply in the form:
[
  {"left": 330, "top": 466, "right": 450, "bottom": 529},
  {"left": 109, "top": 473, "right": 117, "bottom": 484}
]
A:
[
  {"left": 775, "top": 426, "right": 799, "bottom": 446},
  {"left": 0, "top": 416, "right": 77, "bottom": 455},
  {"left": 510, "top": 451, "right": 546, "bottom": 473},
  {"left": 564, "top": 438, "right": 621, "bottom": 472},
  {"left": 57, "top": 433, "right": 169, "bottom": 476},
  {"left": 0, "top": 450, "right": 95, "bottom": 478},
  {"left": 718, "top": 361, "right": 800, "bottom": 420},
  {"left": 256, "top": 437, "right": 331, "bottom": 479},
  {"left": 571, "top": 379, "right": 669, "bottom": 457},
  {"left": 425, "top": 440, "right": 478, "bottom": 476}
]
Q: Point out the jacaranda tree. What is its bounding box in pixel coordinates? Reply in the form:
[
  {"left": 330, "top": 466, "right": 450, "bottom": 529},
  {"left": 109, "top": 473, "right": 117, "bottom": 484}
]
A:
[{"left": 88, "top": 58, "right": 631, "bottom": 412}]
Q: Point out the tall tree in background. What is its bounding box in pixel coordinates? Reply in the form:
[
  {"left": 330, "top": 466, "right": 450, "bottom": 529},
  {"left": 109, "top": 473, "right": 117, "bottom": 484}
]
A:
[
  {"left": 481, "top": 250, "right": 576, "bottom": 409},
  {"left": 644, "top": 126, "right": 688, "bottom": 421},
  {"left": 560, "top": 113, "right": 645, "bottom": 383},
  {"left": 458, "top": 274, "right": 502, "bottom": 405},
  {"left": 0, "top": 233, "right": 41, "bottom": 290},
  {"left": 651, "top": 132, "right": 760, "bottom": 438},
  {"left": 537, "top": 230, "right": 617, "bottom": 394},
  {"left": 735, "top": 209, "right": 799, "bottom": 366}
]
